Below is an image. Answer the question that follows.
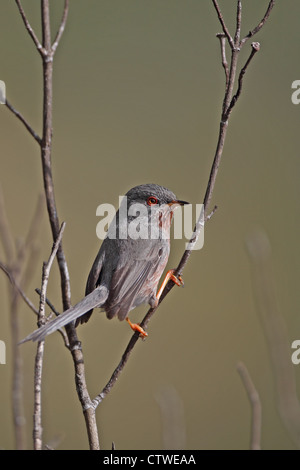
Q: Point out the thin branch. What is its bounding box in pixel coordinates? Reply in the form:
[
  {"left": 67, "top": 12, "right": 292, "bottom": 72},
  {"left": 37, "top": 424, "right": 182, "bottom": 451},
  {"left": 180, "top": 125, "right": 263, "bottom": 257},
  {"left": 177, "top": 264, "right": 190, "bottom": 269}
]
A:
[
  {"left": 38, "top": 223, "right": 66, "bottom": 319},
  {"left": 234, "top": 1, "right": 242, "bottom": 46},
  {"left": 212, "top": 0, "right": 234, "bottom": 48},
  {"left": 33, "top": 340, "right": 44, "bottom": 450},
  {"left": 226, "top": 42, "right": 260, "bottom": 119},
  {"left": 40, "top": 0, "right": 71, "bottom": 313},
  {"left": 5, "top": 100, "right": 42, "bottom": 145},
  {"left": 0, "top": 261, "right": 39, "bottom": 315},
  {"left": 206, "top": 204, "right": 218, "bottom": 222},
  {"left": 237, "top": 362, "right": 262, "bottom": 450},
  {"left": 35, "top": 288, "right": 60, "bottom": 317},
  {"left": 241, "top": 0, "right": 276, "bottom": 45},
  {"left": 51, "top": 0, "right": 70, "bottom": 53},
  {"left": 33, "top": 222, "right": 66, "bottom": 450},
  {"left": 5, "top": 0, "right": 100, "bottom": 451},
  {"left": 38, "top": 1, "right": 99, "bottom": 449},
  {"left": 15, "top": 0, "right": 45, "bottom": 55},
  {"left": 41, "top": 0, "right": 52, "bottom": 52},
  {"left": 216, "top": 34, "right": 229, "bottom": 88}
]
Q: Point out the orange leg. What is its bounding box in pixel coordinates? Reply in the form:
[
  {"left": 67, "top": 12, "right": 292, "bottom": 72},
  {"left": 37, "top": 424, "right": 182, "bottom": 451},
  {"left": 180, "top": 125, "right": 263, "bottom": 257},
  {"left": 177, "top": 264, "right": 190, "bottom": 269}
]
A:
[
  {"left": 156, "top": 269, "right": 184, "bottom": 302},
  {"left": 126, "top": 317, "right": 148, "bottom": 338},
  {"left": 126, "top": 270, "right": 184, "bottom": 338}
]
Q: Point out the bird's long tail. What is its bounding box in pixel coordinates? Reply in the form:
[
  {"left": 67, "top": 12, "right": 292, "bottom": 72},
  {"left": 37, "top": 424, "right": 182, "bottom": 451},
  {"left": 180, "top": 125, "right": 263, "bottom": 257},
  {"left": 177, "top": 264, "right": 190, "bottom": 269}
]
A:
[{"left": 20, "top": 285, "right": 109, "bottom": 343}]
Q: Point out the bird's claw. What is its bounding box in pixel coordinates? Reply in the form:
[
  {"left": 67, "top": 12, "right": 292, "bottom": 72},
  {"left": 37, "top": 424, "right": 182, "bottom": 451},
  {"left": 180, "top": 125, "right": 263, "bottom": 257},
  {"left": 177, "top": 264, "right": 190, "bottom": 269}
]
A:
[{"left": 126, "top": 317, "right": 148, "bottom": 338}]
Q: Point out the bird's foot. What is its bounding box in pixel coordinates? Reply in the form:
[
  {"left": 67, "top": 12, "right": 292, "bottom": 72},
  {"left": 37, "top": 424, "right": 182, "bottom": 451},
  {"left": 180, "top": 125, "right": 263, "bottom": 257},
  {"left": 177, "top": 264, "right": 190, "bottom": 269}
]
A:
[
  {"left": 126, "top": 317, "right": 148, "bottom": 338},
  {"left": 156, "top": 269, "right": 184, "bottom": 301}
]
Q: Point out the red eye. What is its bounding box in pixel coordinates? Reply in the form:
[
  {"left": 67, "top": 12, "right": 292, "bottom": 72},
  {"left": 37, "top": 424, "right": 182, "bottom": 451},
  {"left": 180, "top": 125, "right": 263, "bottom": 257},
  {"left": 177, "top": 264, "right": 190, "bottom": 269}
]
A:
[{"left": 147, "top": 196, "right": 158, "bottom": 206}]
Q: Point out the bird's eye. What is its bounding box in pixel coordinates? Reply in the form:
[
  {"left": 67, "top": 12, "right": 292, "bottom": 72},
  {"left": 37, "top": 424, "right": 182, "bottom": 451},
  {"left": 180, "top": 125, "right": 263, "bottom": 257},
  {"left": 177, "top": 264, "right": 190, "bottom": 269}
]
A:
[{"left": 147, "top": 196, "right": 158, "bottom": 206}]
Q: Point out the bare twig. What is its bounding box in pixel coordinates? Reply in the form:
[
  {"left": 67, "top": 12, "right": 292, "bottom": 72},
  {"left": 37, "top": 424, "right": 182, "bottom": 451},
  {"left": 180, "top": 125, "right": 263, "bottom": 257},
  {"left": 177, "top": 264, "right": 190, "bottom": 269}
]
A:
[
  {"left": 206, "top": 204, "right": 218, "bottom": 222},
  {"left": 237, "top": 362, "right": 262, "bottom": 450},
  {"left": 241, "top": 0, "right": 276, "bottom": 45},
  {"left": 15, "top": 0, "right": 44, "bottom": 54},
  {"left": 226, "top": 42, "right": 260, "bottom": 117},
  {"left": 51, "top": 0, "right": 70, "bottom": 53},
  {"left": 12, "top": 0, "right": 71, "bottom": 311},
  {"left": 33, "top": 222, "right": 65, "bottom": 450},
  {"left": 212, "top": 0, "right": 234, "bottom": 48},
  {"left": 35, "top": 288, "right": 60, "bottom": 317},
  {"left": 38, "top": 223, "right": 66, "bottom": 321},
  {"left": 3, "top": 0, "right": 99, "bottom": 451},
  {"left": 0, "top": 262, "right": 38, "bottom": 315},
  {"left": 234, "top": 1, "right": 242, "bottom": 46},
  {"left": 38, "top": 0, "right": 99, "bottom": 449},
  {"left": 216, "top": 34, "right": 229, "bottom": 88},
  {"left": 5, "top": 100, "right": 42, "bottom": 144}
]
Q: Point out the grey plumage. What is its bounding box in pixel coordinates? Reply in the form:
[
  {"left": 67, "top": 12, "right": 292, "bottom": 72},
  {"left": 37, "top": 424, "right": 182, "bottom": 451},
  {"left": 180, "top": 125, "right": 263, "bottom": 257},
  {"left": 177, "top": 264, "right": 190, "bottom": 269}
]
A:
[{"left": 20, "top": 184, "right": 188, "bottom": 343}]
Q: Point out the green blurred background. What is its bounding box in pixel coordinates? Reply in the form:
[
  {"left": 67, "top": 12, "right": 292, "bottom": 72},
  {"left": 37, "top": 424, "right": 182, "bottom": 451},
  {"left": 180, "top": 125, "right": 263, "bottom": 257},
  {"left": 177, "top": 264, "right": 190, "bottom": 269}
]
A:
[{"left": 0, "top": 0, "right": 300, "bottom": 450}]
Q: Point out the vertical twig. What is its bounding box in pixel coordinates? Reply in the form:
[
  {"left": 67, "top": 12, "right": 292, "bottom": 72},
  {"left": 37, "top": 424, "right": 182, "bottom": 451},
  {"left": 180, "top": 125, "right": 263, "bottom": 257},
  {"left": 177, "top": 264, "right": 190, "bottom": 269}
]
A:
[
  {"left": 11, "top": 0, "right": 100, "bottom": 450},
  {"left": 51, "top": 0, "right": 69, "bottom": 53},
  {"left": 237, "top": 362, "right": 262, "bottom": 450},
  {"left": 216, "top": 34, "right": 229, "bottom": 88},
  {"left": 234, "top": 1, "right": 242, "bottom": 45},
  {"left": 15, "top": 0, "right": 44, "bottom": 54},
  {"left": 40, "top": 0, "right": 71, "bottom": 311},
  {"left": 39, "top": 0, "right": 99, "bottom": 450},
  {"left": 33, "top": 223, "right": 66, "bottom": 450}
]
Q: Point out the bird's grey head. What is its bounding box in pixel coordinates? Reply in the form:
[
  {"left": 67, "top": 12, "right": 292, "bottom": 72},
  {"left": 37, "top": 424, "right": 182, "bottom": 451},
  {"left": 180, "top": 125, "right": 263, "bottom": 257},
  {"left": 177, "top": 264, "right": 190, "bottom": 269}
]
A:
[
  {"left": 125, "top": 184, "right": 178, "bottom": 208},
  {"left": 112, "top": 184, "right": 189, "bottom": 240}
]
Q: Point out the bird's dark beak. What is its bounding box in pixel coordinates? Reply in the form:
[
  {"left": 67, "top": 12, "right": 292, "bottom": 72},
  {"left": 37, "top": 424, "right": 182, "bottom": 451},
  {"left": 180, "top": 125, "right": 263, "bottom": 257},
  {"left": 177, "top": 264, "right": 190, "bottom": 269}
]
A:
[{"left": 168, "top": 199, "right": 190, "bottom": 207}]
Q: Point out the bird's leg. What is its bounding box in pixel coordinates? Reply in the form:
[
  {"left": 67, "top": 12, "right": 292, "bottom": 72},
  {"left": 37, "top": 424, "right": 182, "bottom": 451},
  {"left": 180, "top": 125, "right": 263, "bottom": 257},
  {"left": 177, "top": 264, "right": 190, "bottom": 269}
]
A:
[
  {"left": 156, "top": 269, "right": 184, "bottom": 302},
  {"left": 126, "top": 317, "right": 148, "bottom": 338},
  {"left": 126, "top": 270, "right": 184, "bottom": 339}
]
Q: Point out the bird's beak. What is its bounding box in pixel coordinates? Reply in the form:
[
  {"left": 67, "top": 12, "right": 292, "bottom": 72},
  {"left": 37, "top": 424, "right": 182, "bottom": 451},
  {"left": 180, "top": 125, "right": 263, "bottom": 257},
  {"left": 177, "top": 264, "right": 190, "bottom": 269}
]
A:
[{"left": 168, "top": 199, "right": 190, "bottom": 207}]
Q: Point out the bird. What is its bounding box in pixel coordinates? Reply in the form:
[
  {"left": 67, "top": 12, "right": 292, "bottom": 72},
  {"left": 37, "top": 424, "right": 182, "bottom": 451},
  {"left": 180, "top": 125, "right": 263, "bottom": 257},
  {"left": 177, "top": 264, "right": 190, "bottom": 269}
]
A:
[{"left": 20, "top": 184, "right": 189, "bottom": 343}]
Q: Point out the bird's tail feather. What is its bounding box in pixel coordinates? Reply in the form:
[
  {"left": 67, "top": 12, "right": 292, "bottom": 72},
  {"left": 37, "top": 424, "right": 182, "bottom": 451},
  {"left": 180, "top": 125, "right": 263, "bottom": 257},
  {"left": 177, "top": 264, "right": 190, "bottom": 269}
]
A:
[{"left": 20, "top": 285, "right": 108, "bottom": 343}]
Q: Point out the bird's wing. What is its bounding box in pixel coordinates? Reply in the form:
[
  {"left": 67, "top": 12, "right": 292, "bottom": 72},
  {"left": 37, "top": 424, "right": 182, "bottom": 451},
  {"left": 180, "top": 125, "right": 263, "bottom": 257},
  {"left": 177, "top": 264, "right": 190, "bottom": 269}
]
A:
[
  {"left": 106, "top": 241, "right": 169, "bottom": 320},
  {"left": 85, "top": 246, "right": 106, "bottom": 294},
  {"left": 20, "top": 285, "right": 109, "bottom": 343}
]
